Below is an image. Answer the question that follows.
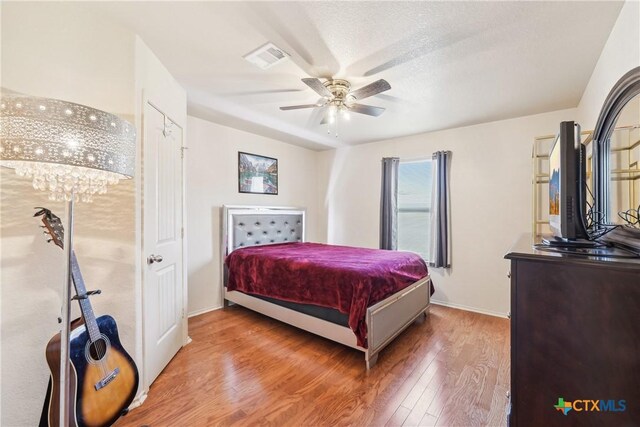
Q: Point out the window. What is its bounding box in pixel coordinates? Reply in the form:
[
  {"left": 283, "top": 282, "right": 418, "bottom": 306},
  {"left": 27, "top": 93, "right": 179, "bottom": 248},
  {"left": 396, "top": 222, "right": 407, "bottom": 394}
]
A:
[{"left": 398, "top": 159, "right": 433, "bottom": 259}]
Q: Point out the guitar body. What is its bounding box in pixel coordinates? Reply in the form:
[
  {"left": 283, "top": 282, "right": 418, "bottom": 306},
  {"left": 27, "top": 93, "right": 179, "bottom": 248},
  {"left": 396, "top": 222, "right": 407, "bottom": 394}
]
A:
[{"left": 45, "top": 315, "right": 138, "bottom": 427}]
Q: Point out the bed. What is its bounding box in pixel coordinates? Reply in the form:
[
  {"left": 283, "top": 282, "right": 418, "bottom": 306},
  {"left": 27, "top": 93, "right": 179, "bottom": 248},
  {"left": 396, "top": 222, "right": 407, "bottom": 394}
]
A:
[{"left": 221, "top": 205, "right": 432, "bottom": 369}]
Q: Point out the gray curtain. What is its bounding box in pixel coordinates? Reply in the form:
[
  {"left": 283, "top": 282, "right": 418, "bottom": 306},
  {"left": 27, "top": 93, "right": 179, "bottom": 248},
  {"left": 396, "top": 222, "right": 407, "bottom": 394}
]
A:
[
  {"left": 380, "top": 157, "right": 399, "bottom": 250},
  {"left": 429, "top": 151, "right": 451, "bottom": 268}
]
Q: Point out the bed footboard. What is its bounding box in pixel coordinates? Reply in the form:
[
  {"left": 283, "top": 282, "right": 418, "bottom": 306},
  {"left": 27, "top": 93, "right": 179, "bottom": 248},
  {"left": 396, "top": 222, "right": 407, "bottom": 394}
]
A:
[{"left": 365, "top": 275, "right": 431, "bottom": 368}]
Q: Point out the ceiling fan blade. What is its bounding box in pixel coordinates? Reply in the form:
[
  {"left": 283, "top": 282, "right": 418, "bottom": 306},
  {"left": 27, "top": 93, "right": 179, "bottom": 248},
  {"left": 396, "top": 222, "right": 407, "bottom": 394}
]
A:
[
  {"left": 349, "top": 79, "right": 391, "bottom": 101},
  {"left": 301, "top": 78, "right": 332, "bottom": 98},
  {"left": 307, "top": 103, "right": 327, "bottom": 127},
  {"left": 349, "top": 103, "right": 386, "bottom": 117},
  {"left": 226, "top": 88, "right": 304, "bottom": 97},
  {"left": 279, "top": 104, "right": 320, "bottom": 111}
]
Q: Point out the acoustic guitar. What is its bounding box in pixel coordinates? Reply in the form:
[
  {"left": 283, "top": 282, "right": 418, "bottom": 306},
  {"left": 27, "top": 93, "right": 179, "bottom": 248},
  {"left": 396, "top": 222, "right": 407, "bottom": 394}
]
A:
[{"left": 36, "top": 208, "right": 139, "bottom": 427}]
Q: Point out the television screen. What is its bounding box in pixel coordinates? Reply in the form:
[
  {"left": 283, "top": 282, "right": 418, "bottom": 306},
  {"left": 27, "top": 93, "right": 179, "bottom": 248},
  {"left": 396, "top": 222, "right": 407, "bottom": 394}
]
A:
[
  {"left": 546, "top": 121, "right": 588, "bottom": 242},
  {"left": 549, "top": 135, "right": 561, "bottom": 236}
]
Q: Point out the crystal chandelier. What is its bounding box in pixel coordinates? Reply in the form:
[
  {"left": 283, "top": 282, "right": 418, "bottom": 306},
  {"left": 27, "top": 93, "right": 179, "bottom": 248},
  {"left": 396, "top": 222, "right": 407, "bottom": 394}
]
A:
[{"left": 0, "top": 94, "right": 136, "bottom": 201}]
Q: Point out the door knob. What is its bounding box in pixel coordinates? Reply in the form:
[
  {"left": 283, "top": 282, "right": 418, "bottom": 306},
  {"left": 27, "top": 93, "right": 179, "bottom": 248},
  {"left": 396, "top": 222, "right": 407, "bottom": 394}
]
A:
[{"left": 147, "top": 254, "right": 163, "bottom": 264}]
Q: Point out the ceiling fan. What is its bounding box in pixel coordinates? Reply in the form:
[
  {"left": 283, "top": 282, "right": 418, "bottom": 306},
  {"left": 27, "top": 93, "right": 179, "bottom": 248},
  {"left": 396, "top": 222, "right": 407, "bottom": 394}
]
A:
[{"left": 279, "top": 78, "right": 391, "bottom": 124}]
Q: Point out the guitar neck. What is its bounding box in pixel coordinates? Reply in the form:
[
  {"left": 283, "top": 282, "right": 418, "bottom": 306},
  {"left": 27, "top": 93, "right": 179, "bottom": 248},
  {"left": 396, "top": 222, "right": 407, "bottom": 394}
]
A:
[
  {"left": 35, "top": 208, "right": 104, "bottom": 344},
  {"left": 70, "top": 251, "right": 102, "bottom": 343}
]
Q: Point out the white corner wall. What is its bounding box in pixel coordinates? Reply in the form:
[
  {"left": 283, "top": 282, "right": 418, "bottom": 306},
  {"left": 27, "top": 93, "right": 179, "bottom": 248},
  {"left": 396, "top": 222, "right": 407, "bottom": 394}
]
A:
[
  {"left": 577, "top": 0, "right": 640, "bottom": 128},
  {"left": 185, "top": 116, "right": 319, "bottom": 316},
  {"left": 318, "top": 108, "right": 578, "bottom": 317}
]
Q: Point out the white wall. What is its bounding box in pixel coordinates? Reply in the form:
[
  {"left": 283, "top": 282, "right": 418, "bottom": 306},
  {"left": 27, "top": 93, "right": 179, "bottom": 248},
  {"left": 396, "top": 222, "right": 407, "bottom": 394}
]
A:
[
  {"left": 577, "top": 0, "right": 640, "bottom": 129},
  {"left": 317, "top": 108, "right": 577, "bottom": 317},
  {"left": 1, "top": 3, "right": 136, "bottom": 426},
  {"left": 185, "top": 116, "right": 319, "bottom": 316}
]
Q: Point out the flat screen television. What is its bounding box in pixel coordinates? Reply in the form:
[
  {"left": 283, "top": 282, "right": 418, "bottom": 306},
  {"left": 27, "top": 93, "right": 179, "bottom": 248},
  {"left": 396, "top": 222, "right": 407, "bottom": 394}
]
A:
[{"left": 548, "top": 121, "right": 589, "bottom": 242}]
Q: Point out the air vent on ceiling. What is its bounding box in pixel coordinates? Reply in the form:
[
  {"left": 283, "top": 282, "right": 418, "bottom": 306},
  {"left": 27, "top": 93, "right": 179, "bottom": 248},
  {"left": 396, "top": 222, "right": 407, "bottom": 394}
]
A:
[{"left": 243, "top": 42, "right": 289, "bottom": 70}]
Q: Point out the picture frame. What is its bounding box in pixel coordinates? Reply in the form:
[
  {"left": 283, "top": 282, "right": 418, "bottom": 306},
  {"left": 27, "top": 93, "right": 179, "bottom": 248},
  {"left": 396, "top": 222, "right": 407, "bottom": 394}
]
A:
[{"left": 238, "top": 151, "right": 278, "bottom": 195}]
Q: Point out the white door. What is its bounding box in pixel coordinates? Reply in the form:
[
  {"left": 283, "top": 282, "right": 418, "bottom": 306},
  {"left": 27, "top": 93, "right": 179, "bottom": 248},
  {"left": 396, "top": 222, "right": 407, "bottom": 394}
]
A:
[{"left": 143, "top": 102, "right": 184, "bottom": 386}]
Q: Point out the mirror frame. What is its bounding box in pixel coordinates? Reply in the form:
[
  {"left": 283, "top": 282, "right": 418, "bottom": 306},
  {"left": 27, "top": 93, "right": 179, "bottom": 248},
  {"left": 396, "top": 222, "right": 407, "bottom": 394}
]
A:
[{"left": 592, "top": 66, "right": 640, "bottom": 223}]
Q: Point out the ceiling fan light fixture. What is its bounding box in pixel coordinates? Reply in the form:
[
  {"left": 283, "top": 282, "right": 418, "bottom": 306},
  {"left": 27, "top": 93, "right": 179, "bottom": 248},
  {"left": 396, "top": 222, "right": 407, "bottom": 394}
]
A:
[
  {"left": 280, "top": 77, "right": 392, "bottom": 138},
  {"left": 327, "top": 106, "right": 336, "bottom": 124}
]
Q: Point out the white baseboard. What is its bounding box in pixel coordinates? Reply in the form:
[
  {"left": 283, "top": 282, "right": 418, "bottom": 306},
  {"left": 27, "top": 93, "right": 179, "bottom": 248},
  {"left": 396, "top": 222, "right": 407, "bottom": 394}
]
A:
[
  {"left": 188, "top": 304, "right": 222, "bottom": 318},
  {"left": 430, "top": 299, "right": 508, "bottom": 318},
  {"left": 129, "top": 390, "right": 148, "bottom": 410}
]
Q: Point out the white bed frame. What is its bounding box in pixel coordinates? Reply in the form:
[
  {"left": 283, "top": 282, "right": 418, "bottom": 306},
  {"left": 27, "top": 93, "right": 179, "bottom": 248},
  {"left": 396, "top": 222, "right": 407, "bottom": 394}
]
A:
[{"left": 221, "top": 205, "right": 431, "bottom": 369}]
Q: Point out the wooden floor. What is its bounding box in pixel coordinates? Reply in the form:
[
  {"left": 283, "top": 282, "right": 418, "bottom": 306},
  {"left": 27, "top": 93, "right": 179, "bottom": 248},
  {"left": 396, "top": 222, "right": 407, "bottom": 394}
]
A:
[{"left": 117, "top": 305, "right": 510, "bottom": 427}]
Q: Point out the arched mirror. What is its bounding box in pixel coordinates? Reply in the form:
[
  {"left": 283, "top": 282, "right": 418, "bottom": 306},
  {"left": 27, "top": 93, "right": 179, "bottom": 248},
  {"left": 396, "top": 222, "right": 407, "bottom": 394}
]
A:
[
  {"left": 592, "top": 66, "right": 640, "bottom": 227},
  {"left": 607, "top": 94, "right": 640, "bottom": 225}
]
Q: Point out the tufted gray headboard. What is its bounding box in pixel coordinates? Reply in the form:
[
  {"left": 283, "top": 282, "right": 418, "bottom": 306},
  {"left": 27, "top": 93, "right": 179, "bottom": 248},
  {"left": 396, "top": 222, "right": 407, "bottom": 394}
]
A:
[{"left": 222, "top": 205, "right": 306, "bottom": 256}]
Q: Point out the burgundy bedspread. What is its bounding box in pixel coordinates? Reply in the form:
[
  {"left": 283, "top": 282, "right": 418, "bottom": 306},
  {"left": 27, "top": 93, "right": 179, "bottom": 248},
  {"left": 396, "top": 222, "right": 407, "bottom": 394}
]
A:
[{"left": 225, "top": 242, "right": 430, "bottom": 347}]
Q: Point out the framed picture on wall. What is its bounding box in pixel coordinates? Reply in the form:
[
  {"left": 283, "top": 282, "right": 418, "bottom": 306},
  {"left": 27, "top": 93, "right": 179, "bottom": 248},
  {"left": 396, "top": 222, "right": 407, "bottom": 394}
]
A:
[{"left": 238, "top": 151, "right": 278, "bottom": 195}]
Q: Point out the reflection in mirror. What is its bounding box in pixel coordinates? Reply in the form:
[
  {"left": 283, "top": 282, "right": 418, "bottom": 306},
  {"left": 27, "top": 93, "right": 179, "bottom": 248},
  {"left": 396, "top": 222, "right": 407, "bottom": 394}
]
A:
[{"left": 608, "top": 94, "right": 640, "bottom": 226}]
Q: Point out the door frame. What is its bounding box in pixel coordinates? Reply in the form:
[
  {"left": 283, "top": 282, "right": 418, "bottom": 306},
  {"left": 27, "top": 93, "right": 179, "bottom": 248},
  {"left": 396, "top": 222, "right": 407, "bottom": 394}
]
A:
[{"left": 139, "top": 98, "right": 189, "bottom": 394}]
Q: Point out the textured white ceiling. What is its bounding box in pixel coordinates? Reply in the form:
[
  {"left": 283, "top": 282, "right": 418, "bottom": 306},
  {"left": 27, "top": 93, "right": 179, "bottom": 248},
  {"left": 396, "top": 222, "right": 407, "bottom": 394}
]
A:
[{"left": 87, "top": 1, "right": 623, "bottom": 150}]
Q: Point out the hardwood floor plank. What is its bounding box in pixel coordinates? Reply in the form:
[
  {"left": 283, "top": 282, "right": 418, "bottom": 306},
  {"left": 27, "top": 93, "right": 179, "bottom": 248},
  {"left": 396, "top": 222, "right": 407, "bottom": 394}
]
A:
[
  {"left": 417, "top": 413, "right": 438, "bottom": 427},
  {"left": 364, "top": 332, "right": 443, "bottom": 425},
  {"left": 402, "top": 383, "right": 442, "bottom": 426},
  {"left": 432, "top": 315, "right": 509, "bottom": 427},
  {"left": 485, "top": 325, "right": 511, "bottom": 426},
  {"left": 116, "top": 305, "right": 509, "bottom": 427},
  {"left": 385, "top": 406, "right": 411, "bottom": 427}
]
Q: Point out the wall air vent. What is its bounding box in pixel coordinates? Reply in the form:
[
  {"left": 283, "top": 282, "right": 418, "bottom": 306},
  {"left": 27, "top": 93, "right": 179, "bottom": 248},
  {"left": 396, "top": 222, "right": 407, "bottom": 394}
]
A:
[{"left": 243, "top": 42, "right": 289, "bottom": 70}]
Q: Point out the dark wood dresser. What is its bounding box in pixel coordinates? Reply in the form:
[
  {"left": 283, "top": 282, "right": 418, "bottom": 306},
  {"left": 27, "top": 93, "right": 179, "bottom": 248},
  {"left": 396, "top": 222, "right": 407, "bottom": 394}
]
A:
[{"left": 505, "top": 234, "right": 640, "bottom": 427}]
